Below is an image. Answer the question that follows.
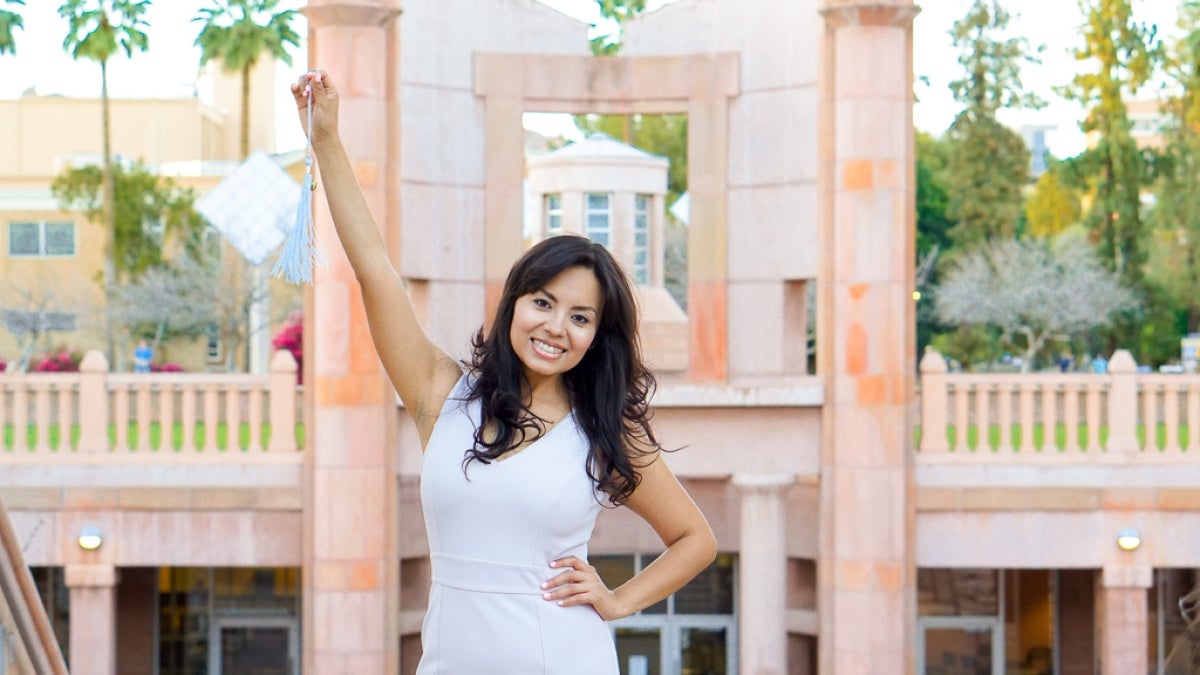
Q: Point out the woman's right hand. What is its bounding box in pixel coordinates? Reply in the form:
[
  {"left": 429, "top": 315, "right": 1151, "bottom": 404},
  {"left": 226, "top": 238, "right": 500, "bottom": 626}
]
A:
[{"left": 290, "top": 69, "right": 340, "bottom": 146}]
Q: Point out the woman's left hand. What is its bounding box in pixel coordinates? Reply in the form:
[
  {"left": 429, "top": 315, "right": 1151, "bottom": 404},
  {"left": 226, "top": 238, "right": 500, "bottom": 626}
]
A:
[{"left": 541, "top": 556, "right": 626, "bottom": 620}]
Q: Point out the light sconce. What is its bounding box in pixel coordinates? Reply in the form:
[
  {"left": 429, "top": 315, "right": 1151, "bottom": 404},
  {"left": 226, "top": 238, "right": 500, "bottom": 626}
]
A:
[
  {"left": 77, "top": 525, "right": 103, "bottom": 551},
  {"left": 1116, "top": 527, "right": 1142, "bottom": 552}
]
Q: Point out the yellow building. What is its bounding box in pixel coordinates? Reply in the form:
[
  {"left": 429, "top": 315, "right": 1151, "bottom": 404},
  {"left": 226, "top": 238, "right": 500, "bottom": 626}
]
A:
[{"left": 0, "top": 61, "right": 302, "bottom": 373}]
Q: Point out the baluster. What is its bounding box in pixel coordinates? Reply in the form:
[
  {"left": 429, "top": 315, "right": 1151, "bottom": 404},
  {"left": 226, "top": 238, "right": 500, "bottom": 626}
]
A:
[
  {"left": 57, "top": 381, "right": 74, "bottom": 452},
  {"left": 12, "top": 380, "right": 28, "bottom": 453},
  {"left": 114, "top": 382, "right": 130, "bottom": 452},
  {"left": 0, "top": 379, "right": 7, "bottom": 454},
  {"left": 953, "top": 382, "right": 969, "bottom": 452},
  {"left": 158, "top": 381, "right": 175, "bottom": 452},
  {"left": 248, "top": 385, "right": 264, "bottom": 452},
  {"left": 997, "top": 383, "right": 1013, "bottom": 452},
  {"left": 1062, "top": 383, "right": 1080, "bottom": 454},
  {"left": 1188, "top": 385, "right": 1200, "bottom": 454},
  {"left": 1041, "top": 381, "right": 1058, "bottom": 453},
  {"left": 1085, "top": 382, "right": 1102, "bottom": 453},
  {"left": 1142, "top": 380, "right": 1158, "bottom": 452},
  {"left": 204, "top": 384, "right": 220, "bottom": 453},
  {"left": 1163, "top": 380, "right": 1182, "bottom": 454},
  {"left": 973, "top": 381, "right": 991, "bottom": 452},
  {"left": 33, "top": 381, "right": 51, "bottom": 453},
  {"left": 136, "top": 380, "right": 153, "bottom": 452},
  {"left": 181, "top": 385, "right": 197, "bottom": 452},
  {"left": 1019, "top": 382, "right": 1035, "bottom": 454},
  {"left": 224, "top": 383, "right": 242, "bottom": 452}
]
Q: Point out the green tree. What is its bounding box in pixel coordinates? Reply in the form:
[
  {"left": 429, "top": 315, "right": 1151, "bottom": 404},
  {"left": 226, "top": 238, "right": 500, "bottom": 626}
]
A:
[
  {"left": 58, "top": 0, "right": 150, "bottom": 359},
  {"left": 915, "top": 131, "right": 956, "bottom": 357},
  {"left": 1025, "top": 167, "right": 1081, "bottom": 237},
  {"left": 194, "top": 0, "right": 300, "bottom": 159},
  {"left": 0, "top": 0, "right": 23, "bottom": 55},
  {"left": 52, "top": 161, "right": 206, "bottom": 278},
  {"left": 1058, "top": 0, "right": 1162, "bottom": 284},
  {"left": 1147, "top": 0, "right": 1200, "bottom": 334},
  {"left": 590, "top": 0, "right": 646, "bottom": 56},
  {"left": 943, "top": 0, "right": 1042, "bottom": 248}
]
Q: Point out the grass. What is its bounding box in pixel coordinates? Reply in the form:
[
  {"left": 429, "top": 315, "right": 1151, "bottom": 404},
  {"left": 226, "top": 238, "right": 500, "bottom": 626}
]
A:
[
  {"left": 1, "top": 422, "right": 305, "bottom": 453},
  {"left": 918, "top": 423, "right": 1193, "bottom": 453}
]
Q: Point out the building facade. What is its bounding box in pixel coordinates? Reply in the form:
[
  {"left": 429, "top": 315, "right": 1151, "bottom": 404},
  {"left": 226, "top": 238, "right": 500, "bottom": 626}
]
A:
[{"left": 2, "top": 1, "right": 1195, "bottom": 674}]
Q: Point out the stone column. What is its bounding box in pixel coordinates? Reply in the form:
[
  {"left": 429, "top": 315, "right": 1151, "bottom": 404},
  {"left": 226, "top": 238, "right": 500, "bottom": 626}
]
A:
[
  {"left": 303, "top": 2, "right": 402, "bottom": 673},
  {"left": 733, "top": 473, "right": 795, "bottom": 675},
  {"left": 65, "top": 564, "right": 117, "bottom": 675},
  {"left": 1099, "top": 565, "right": 1150, "bottom": 675},
  {"left": 817, "top": 2, "right": 919, "bottom": 673}
]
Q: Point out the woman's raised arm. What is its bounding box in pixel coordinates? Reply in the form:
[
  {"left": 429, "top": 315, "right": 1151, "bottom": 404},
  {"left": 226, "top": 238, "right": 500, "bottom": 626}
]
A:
[{"left": 291, "top": 70, "right": 461, "bottom": 443}]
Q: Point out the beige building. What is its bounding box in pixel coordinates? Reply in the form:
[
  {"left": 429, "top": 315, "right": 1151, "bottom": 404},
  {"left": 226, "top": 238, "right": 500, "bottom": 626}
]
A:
[
  {"left": 2, "top": 0, "right": 1197, "bottom": 674},
  {"left": 0, "top": 60, "right": 301, "bottom": 373}
]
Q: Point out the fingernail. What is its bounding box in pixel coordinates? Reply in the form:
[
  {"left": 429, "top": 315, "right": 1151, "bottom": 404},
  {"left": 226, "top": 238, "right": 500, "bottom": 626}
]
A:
[
  {"left": 540, "top": 582, "right": 548, "bottom": 589},
  {"left": 556, "top": 601, "right": 564, "bottom": 606},
  {"left": 543, "top": 593, "right": 551, "bottom": 599},
  {"left": 549, "top": 561, "right": 557, "bottom": 568}
]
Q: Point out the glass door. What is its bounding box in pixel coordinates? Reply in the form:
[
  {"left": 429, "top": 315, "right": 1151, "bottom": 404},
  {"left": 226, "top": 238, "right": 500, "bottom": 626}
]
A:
[
  {"left": 209, "top": 615, "right": 298, "bottom": 675},
  {"left": 616, "top": 627, "right": 662, "bottom": 675},
  {"left": 917, "top": 617, "right": 1002, "bottom": 675}
]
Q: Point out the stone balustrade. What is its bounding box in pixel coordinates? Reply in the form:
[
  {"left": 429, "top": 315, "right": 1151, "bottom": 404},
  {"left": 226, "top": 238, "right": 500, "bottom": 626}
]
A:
[
  {"left": 0, "top": 349, "right": 300, "bottom": 460},
  {"left": 919, "top": 347, "right": 1200, "bottom": 462}
]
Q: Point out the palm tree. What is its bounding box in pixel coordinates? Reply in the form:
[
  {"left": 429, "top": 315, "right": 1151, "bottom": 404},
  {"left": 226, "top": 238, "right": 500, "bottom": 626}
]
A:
[
  {"left": 0, "top": 0, "right": 24, "bottom": 55},
  {"left": 194, "top": 0, "right": 300, "bottom": 159},
  {"left": 58, "top": 0, "right": 150, "bottom": 360}
]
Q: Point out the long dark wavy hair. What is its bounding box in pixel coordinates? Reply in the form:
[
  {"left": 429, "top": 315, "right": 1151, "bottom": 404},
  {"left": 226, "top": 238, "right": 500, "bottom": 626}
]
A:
[{"left": 463, "top": 235, "right": 659, "bottom": 505}]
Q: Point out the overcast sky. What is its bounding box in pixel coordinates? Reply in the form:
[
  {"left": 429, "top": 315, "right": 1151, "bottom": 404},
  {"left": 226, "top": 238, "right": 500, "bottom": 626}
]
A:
[{"left": 0, "top": 0, "right": 1184, "bottom": 156}]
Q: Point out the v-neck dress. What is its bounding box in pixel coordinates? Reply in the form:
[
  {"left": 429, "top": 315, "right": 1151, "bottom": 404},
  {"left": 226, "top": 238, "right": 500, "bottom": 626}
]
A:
[{"left": 417, "top": 375, "right": 619, "bottom": 674}]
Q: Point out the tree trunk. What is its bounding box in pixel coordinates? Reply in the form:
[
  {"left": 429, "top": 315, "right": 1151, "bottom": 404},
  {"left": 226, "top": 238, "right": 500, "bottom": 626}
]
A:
[
  {"left": 101, "top": 58, "right": 117, "bottom": 366},
  {"left": 241, "top": 63, "right": 252, "bottom": 159}
]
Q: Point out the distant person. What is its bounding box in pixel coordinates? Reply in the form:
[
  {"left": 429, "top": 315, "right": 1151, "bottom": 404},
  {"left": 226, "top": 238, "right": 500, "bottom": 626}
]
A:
[
  {"left": 133, "top": 340, "right": 153, "bottom": 373},
  {"left": 289, "top": 69, "right": 715, "bottom": 674}
]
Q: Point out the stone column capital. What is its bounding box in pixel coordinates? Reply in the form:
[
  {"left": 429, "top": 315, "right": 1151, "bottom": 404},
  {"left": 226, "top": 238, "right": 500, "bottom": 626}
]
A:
[
  {"left": 304, "top": 2, "right": 402, "bottom": 29},
  {"left": 64, "top": 564, "right": 118, "bottom": 589},
  {"left": 732, "top": 473, "right": 796, "bottom": 494},
  {"left": 819, "top": 3, "right": 919, "bottom": 29}
]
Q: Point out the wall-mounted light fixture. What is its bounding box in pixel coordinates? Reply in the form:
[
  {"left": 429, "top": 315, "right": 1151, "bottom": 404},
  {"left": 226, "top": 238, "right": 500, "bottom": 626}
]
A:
[
  {"left": 77, "top": 525, "right": 102, "bottom": 551},
  {"left": 1116, "top": 527, "right": 1142, "bottom": 552}
]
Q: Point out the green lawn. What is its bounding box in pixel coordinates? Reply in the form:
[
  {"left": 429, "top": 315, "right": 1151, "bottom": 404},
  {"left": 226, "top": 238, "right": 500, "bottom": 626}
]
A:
[
  {"left": 1, "top": 422, "right": 305, "bottom": 453},
  {"left": 917, "top": 423, "right": 1194, "bottom": 453}
]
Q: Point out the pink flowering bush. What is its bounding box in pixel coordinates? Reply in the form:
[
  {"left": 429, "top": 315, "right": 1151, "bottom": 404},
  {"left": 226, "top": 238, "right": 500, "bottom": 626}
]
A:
[
  {"left": 31, "top": 351, "right": 81, "bottom": 373},
  {"left": 0, "top": 357, "right": 6, "bottom": 373},
  {"left": 152, "top": 362, "right": 185, "bottom": 373},
  {"left": 272, "top": 312, "right": 303, "bottom": 384}
]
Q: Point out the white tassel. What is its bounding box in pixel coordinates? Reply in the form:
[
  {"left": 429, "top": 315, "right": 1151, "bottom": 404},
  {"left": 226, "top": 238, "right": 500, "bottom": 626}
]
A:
[{"left": 271, "top": 79, "right": 325, "bottom": 284}]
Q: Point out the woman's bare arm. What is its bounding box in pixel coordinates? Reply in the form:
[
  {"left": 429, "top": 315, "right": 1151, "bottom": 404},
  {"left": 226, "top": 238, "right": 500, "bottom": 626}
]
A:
[{"left": 292, "top": 70, "right": 460, "bottom": 442}]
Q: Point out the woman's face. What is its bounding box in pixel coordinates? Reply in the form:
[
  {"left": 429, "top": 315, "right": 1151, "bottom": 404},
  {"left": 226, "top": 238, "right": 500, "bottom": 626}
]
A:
[{"left": 509, "top": 265, "right": 602, "bottom": 388}]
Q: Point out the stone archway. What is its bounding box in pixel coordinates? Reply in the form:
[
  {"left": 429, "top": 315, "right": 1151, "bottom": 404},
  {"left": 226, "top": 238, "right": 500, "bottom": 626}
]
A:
[{"left": 472, "top": 52, "right": 738, "bottom": 382}]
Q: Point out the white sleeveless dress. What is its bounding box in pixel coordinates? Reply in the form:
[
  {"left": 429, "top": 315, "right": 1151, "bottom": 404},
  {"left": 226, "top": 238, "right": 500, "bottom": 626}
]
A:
[{"left": 417, "top": 376, "right": 620, "bottom": 674}]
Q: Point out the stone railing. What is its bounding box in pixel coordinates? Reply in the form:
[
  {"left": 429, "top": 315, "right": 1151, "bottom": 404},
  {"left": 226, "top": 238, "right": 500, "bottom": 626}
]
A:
[
  {"left": 0, "top": 349, "right": 300, "bottom": 462},
  {"left": 918, "top": 348, "right": 1200, "bottom": 463}
]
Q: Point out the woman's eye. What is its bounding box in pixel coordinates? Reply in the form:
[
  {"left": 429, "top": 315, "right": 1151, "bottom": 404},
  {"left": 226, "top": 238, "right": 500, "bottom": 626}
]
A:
[
  {"left": 533, "top": 298, "right": 551, "bottom": 309},
  {"left": 572, "top": 314, "right": 590, "bottom": 325}
]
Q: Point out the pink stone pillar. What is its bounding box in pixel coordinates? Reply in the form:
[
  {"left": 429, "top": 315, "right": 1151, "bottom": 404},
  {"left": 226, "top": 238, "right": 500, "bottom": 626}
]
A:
[
  {"left": 733, "top": 473, "right": 795, "bottom": 675},
  {"left": 65, "top": 564, "right": 117, "bottom": 675},
  {"left": 818, "top": 2, "right": 919, "bottom": 673},
  {"left": 303, "top": 2, "right": 402, "bottom": 673},
  {"left": 1099, "top": 565, "right": 1150, "bottom": 675}
]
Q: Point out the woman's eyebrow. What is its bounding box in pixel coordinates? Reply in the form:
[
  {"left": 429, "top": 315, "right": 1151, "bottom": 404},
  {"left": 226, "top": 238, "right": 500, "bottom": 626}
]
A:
[{"left": 538, "top": 288, "right": 596, "bottom": 314}]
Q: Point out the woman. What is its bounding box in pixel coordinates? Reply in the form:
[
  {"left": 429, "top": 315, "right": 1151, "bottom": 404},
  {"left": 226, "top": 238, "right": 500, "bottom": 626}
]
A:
[{"left": 291, "top": 70, "right": 716, "bottom": 673}]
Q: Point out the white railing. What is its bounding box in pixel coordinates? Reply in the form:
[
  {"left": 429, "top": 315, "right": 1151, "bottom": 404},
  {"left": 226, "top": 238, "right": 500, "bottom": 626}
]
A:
[{"left": 0, "top": 350, "right": 300, "bottom": 461}]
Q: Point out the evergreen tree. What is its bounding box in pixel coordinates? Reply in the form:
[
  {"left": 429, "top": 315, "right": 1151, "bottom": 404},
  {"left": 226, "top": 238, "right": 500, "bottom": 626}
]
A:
[
  {"left": 1025, "top": 167, "right": 1081, "bottom": 237},
  {"left": 944, "top": 0, "right": 1042, "bottom": 248},
  {"left": 1147, "top": 0, "right": 1200, "bottom": 333},
  {"left": 1058, "top": 0, "right": 1162, "bottom": 285}
]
